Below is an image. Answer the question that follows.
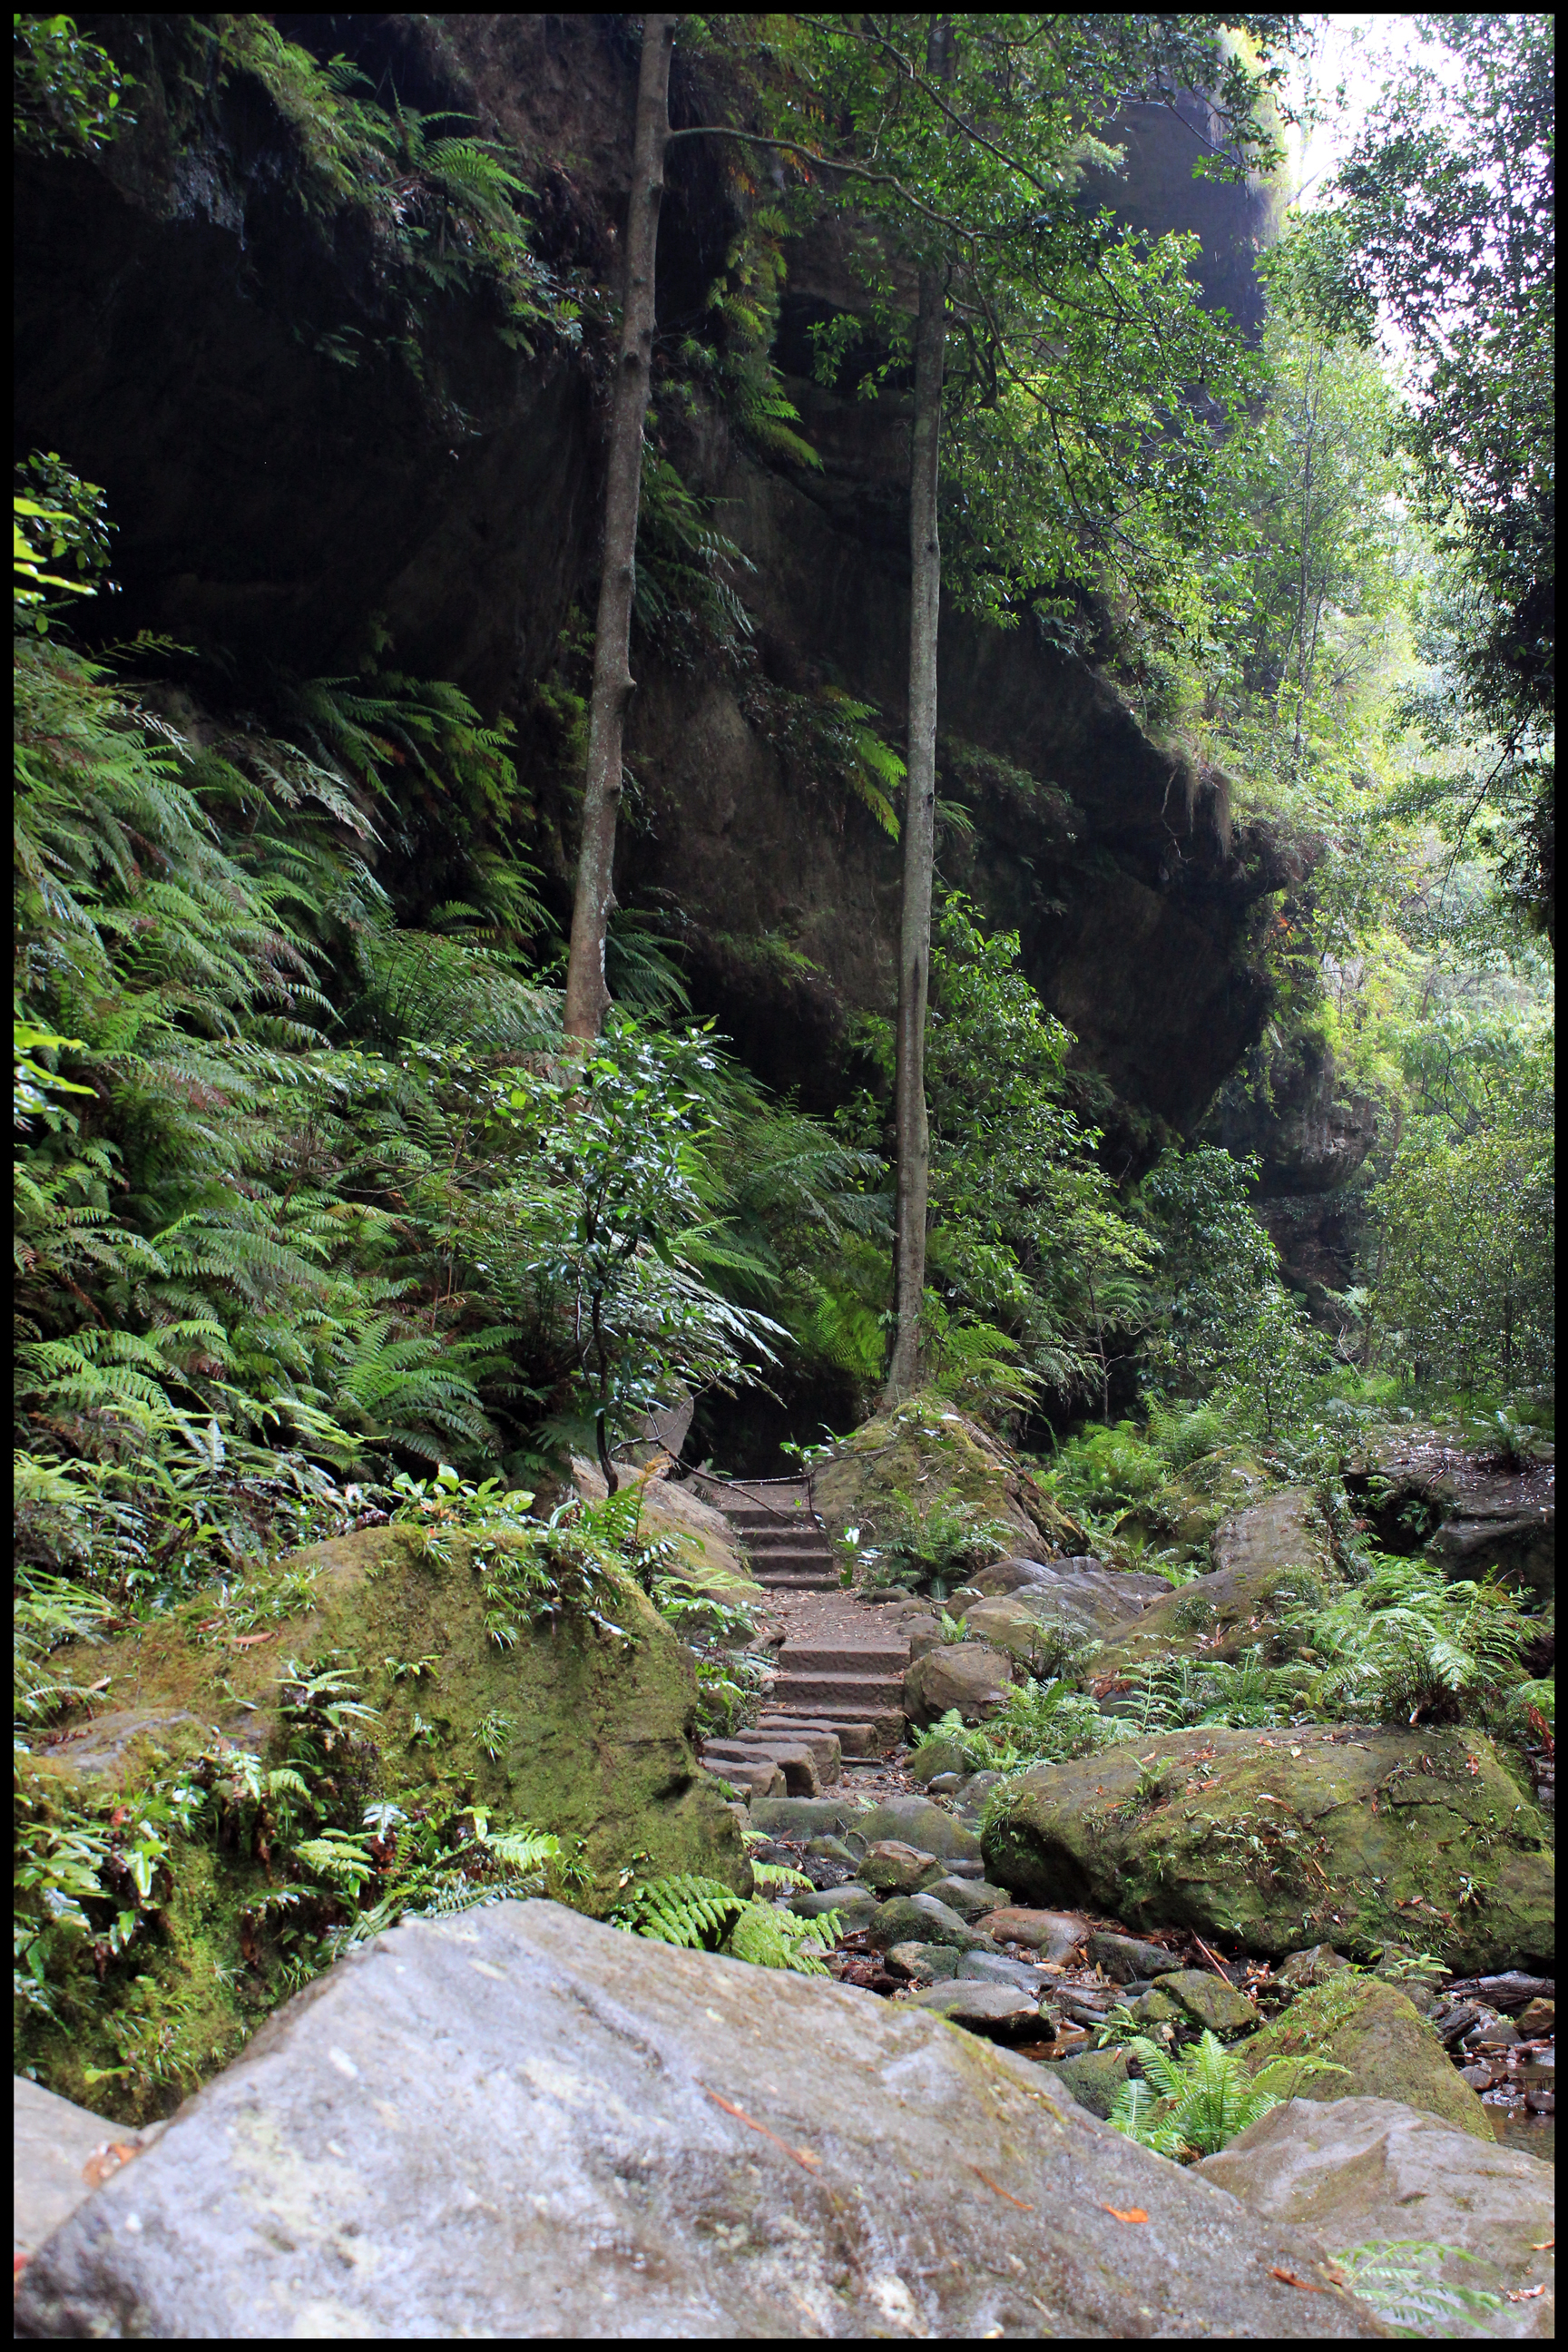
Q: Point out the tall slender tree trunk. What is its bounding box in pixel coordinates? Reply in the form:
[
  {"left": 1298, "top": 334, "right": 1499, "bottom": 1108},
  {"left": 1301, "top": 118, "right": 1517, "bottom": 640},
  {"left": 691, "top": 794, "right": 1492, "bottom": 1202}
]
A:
[
  {"left": 563, "top": 14, "right": 676, "bottom": 1041},
  {"left": 883, "top": 259, "right": 946, "bottom": 1406}
]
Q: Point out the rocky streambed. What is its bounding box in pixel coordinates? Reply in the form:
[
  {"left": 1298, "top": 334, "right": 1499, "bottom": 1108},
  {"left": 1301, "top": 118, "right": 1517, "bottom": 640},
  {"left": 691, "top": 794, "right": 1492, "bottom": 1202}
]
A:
[{"left": 14, "top": 1453, "right": 1554, "bottom": 2335}]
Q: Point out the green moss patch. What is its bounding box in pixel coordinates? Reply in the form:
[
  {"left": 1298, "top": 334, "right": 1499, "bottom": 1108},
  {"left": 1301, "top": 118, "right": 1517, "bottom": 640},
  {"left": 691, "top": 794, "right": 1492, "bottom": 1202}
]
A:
[
  {"left": 17, "top": 1524, "right": 747, "bottom": 2123},
  {"left": 982, "top": 1723, "right": 1553, "bottom": 1975}
]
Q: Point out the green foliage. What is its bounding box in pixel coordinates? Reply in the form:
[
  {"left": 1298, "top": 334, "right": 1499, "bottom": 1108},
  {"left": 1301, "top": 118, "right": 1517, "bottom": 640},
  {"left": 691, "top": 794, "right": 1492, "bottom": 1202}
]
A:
[
  {"left": 1338, "top": 16, "right": 1553, "bottom": 934},
  {"left": 14, "top": 456, "right": 115, "bottom": 634},
  {"left": 1108, "top": 2028, "right": 1343, "bottom": 2161},
  {"left": 142, "top": 17, "right": 576, "bottom": 354},
  {"left": 491, "top": 1019, "right": 783, "bottom": 1488},
  {"left": 608, "top": 1872, "right": 839, "bottom": 1976},
  {"left": 15, "top": 1686, "right": 582, "bottom": 2056},
  {"left": 1112, "top": 1649, "right": 1299, "bottom": 1736},
  {"left": 923, "top": 1681, "right": 1137, "bottom": 1776},
  {"left": 743, "top": 679, "right": 907, "bottom": 840},
  {"left": 14, "top": 10, "right": 130, "bottom": 156},
  {"left": 1330, "top": 2240, "right": 1504, "bottom": 2336},
  {"left": 859, "top": 1489, "right": 1014, "bottom": 1595},
  {"left": 634, "top": 447, "right": 757, "bottom": 667},
  {"left": 1364, "top": 1036, "right": 1553, "bottom": 1393},
  {"left": 671, "top": 193, "right": 821, "bottom": 471},
  {"left": 920, "top": 899, "right": 1153, "bottom": 1413},
  {"left": 1292, "top": 1556, "right": 1525, "bottom": 1729}
]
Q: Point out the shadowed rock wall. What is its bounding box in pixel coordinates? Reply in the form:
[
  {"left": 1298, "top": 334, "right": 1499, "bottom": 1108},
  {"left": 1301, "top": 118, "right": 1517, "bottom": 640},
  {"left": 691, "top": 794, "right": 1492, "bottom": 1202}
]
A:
[{"left": 15, "top": 13, "right": 1301, "bottom": 1142}]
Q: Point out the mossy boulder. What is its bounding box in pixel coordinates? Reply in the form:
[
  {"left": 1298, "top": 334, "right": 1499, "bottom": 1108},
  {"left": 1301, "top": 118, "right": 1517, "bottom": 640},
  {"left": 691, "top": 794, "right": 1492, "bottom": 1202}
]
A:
[
  {"left": 1234, "top": 1975, "right": 1494, "bottom": 2141},
  {"left": 982, "top": 1724, "right": 1553, "bottom": 1975},
  {"left": 1096, "top": 1492, "right": 1335, "bottom": 1670},
  {"left": 30, "top": 1524, "right": 745, "bottom": 1894},
  {"left": 1154, "top": 1969, "right": 1259, "bottom": 2035},
  {"left": 814, "top": 1396, "right": 1083, "bottom": 1559},
  {"left": 903, "top": 1642, "right": 1014, "bottom": 1728},
  {"left": 18, "top": 1524, "right": 747, "bottom": 2122}
]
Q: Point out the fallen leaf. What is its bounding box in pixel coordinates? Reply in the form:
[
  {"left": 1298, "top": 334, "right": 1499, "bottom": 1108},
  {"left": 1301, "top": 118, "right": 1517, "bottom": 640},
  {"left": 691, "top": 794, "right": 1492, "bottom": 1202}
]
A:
[
  {"left": 1101, "top": 2205, "right": 1148, "bottom": 2224},
  {"left": 972, "top": 2165, "right": 1034, "bottom": 2211},
  {"left": 1289, "top": 1746, "right": 1302, "bottom": 1756},
  {"left": 81, "top": 2142, "right": 141, "bottom": 2189},
  {"left": 1269, "top": 2267, "right": 1325, "bottom": 2293},
  {"left": 1529, "top": 2239, "right": 1554, "bottom": 2251},
  {"left": 704, "top": 2090, "right": 820, "bottom": 2173},
  {"left": 229, "top": 1632, "right": 273, "bottom": 1648},
  {"left": 1505, "top": 2286, "right": 1545, "bottom": 2303}
]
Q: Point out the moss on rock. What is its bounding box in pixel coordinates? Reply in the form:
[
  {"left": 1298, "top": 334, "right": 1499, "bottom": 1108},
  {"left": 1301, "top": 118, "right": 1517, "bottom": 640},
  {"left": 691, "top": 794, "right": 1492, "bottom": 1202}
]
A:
[
  {"left": 1235, "top": 1975, "right": 1494, "bottom": 2141},
  {"left": 814, "top": 1397, "right": 1083, "bottom": 1559},
  {"left": 17, "top": 1524, "right": 747, "bottom": 2122},
  {"left": 981, "top": 1723, "right": 1553, "bottom": 1975}
]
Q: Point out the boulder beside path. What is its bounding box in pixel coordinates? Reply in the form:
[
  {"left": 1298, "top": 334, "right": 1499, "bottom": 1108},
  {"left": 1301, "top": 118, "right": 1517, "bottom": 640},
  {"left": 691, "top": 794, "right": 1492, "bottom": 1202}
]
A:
[{"left": 15, "top": 1902, "right": 1387, "bottom": 2338}]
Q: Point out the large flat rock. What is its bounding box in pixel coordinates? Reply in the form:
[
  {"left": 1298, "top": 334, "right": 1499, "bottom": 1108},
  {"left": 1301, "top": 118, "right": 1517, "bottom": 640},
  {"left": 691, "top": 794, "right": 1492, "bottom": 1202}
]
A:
[
  {"left": 15, "top": 1903, "right": 1387, "bottom": 2338},
  {"left": 1197, "top": 2096, "right": 1554, "bottom": 2335}
]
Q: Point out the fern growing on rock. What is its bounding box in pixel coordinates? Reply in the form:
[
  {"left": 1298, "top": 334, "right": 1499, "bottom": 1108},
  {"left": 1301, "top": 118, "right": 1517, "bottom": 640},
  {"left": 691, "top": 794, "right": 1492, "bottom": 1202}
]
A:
[
  {"left": 1107, "top": 2030, "right": 1348, "bottom": 2161},
  {"left": 608, "top": 1874, "right": 841, "bottom": 1976}
]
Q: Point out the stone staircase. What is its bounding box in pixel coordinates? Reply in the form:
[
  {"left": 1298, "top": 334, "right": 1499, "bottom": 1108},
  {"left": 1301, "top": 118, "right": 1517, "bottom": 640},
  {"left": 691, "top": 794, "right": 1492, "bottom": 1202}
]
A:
[{"left": 687, "top": 1475, "right": 912, "bottom": 1781}]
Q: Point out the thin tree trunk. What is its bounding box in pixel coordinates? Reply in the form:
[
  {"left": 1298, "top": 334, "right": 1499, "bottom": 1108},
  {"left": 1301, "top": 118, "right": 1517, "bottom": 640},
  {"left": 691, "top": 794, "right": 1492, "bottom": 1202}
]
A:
[
  {"left": 884, "top": 258, "right": 946, "bottom": 1406},
  {"left": 563, "top": 14, "right": 676, "bottom": 1042}
]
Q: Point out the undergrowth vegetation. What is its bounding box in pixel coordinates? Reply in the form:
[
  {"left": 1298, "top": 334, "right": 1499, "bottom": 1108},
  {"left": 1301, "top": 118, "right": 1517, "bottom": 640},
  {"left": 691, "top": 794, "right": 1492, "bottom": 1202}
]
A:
[{"left": 10, "top": 13, "right": 1553, "bottom": 2181}]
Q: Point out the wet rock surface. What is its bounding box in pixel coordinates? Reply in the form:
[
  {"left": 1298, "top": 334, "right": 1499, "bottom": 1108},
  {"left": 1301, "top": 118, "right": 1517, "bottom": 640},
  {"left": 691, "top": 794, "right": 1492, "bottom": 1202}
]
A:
[
  {"left": 14, "top": 1903, "right": 1387, "bottom": 2339},
  {"left": 1198, "top": 2096, "right": 1555, "bottom": 2335}
]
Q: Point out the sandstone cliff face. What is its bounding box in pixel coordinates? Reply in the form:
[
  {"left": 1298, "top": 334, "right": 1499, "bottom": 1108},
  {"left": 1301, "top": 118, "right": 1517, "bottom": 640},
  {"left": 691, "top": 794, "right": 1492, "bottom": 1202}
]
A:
[
  {"left": 1209, "top": 1036, "right": 1387, "bottom": 1313},
  {"left": 15, "top": 13, "right": 1301, "bottom": 1142}
]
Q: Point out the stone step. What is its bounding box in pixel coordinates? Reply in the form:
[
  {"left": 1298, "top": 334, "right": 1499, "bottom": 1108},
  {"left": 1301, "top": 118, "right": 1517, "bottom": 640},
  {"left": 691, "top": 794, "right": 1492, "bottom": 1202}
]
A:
[
  {"left": 766, "top": 1706, "right": 904, "bottom": 1754},
  {"left": 758, "top": 1714, "right": 885, "bottom": 1759},
  {"left": 779, "top": 1644, "right": 908, "bottom": 1674},
  {"left": 702, "top": 1741, "right": 822, "bottom": 1797},
  {"left": 775, "top": 1670, "right": 905, "bottom": 1706},
  {"left": 750, "top": 1574, "right": 841, "bottom": 1593},
  {"left": 711, "top": 1727, "right": 842, "bottom": 1778},
  {"left": 736, "top": 1537, "right": 835, "bottom": 1562},
  {"left": 699, "top": 1757, "right": 784, "bottom": 1798}
]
